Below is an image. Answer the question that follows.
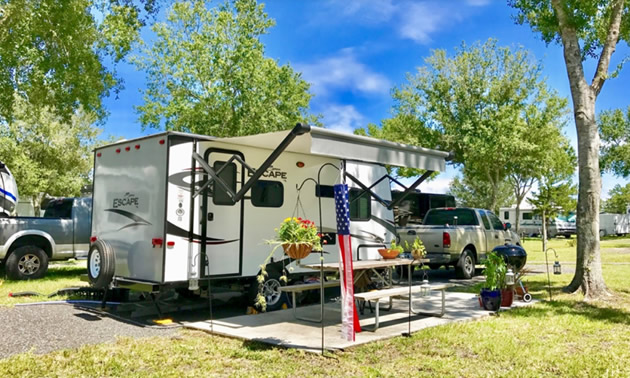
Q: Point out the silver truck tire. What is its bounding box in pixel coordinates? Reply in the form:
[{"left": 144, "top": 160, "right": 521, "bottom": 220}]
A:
[
  {"left": 455, "top": 249, "right": 475, "bottom": 279},
  {"left": 87, "top": 240, "right": 115, "bottom": 289},
  {"left": 5, "top": 246, "right": 49, "bottom": 280}
]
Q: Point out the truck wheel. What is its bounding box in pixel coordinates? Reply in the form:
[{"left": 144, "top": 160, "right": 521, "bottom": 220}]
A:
[
  {"left": 6, "top": 246, "right": 49, "bottom": 280},
  {"left": 456, "top": 249, "right": 475, "bottom": 279},
  {"left": 87, "top": 240, "right": 115, "bottom": 289}
]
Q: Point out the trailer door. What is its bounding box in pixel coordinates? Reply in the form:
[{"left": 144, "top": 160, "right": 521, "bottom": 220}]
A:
[{"left": 201, "top": 148, "right": 243, "bottom": 277}]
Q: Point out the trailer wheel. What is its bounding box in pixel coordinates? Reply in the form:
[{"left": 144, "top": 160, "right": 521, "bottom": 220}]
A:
[
  {"left": 87, "top": 240, "right": 115, "bottom": 289},
  {"left": 248, "top": 268, "right": 287, "bottom": 312},
  {"left": 6, "top": 246, "right": 49, "bottom": 280},
  {"left": 455, "top": 249, "right": 475, "bottom": 279}
]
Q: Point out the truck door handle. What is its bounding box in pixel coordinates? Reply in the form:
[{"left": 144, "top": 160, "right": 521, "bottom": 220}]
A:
[{"left": 407, "top": 230, "right": 416, "bottom": 235}]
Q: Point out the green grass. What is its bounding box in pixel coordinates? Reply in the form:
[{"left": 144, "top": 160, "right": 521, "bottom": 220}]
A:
[
  {"left": 0, "top": 260, "right": 87, "bottom": 306},
  {"left": 2, "top": 243, "right": 630, "bottom": 376},
  {"left": 520, "top": 236, "right": 630, "bottom": 264}
]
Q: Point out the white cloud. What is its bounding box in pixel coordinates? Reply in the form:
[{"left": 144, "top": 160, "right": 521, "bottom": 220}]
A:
[
  {"left": 318, "top": 1, "right": 489, "bottom": 45},
  {"left": 398, "top": 2, "right": 452, "bottom": 44},
  {"left": 321, "top": 104, "right": 365, "bottom": 134},
  {"left": 329, "top": 0, "right": 397, "bottom": 24},
  {"left": 465, "top": 0, "right": 491, "bottom": 6},
  {"left": 296, "top": 49, "right": 391, "bottom": 97}
]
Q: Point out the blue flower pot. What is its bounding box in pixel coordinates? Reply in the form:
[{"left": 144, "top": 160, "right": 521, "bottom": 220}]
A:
[{"left": 480, "top": 288, "right": 502, "bottom": 311}]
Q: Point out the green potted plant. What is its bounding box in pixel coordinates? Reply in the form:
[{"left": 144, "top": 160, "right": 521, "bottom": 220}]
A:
[
  {"left": 480, "top": 251, "right": 507, "bottom": 311},
  {"left": 405, "top": 237, "right": 427, "bottom": 260}
]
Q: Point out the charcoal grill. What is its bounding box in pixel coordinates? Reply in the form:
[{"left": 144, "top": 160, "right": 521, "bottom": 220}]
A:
[{"left": 491, "top": 244, "right": 532, "bottom": 302}]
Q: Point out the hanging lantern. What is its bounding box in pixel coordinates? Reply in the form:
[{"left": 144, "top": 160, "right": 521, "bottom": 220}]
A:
[
  {"left": 420, "top": 279, "right": 430, "bottom": 297},
  {"left": 505, "top": 269, "right": 515, "bottom": 286},
  {"left": 553, "top": 261, "right": 562, "bottom": 275}
]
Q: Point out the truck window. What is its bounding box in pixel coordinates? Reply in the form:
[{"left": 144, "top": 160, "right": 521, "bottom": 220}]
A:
[
  {"left": 479, "top": 211, "right": 491, "bottom": 230},
  {"left": 251, "top": 180, "right": 283, "bottom": 208},
  {"left": 488, "top": 212, "right": 505, "bottom": 230},
  {"left": 43, "top": 199, "right": 73, "bottom": 219},
  {"left": 424, "top": 209, "right": 478, "bottom": 226},
  {"left": 212, "top": 161, "right": 237, "bottom": 206}
]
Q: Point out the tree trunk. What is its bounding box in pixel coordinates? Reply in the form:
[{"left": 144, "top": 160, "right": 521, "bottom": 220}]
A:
[
  {"left": 564, "top": 99, "right": 608, "bottom": 299},
  {"left": 551, "top": 0, "right": 616, "bottom": 300},
  {"left": 541, "top": 210, "right": 547, "bottom": 255},
  {"left": 515, "top": 205, "right": 521, "bottom": 234}
]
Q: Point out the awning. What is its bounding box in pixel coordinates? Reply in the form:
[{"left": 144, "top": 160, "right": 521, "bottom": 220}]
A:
[{"left": 216, "top": 126, "right": 448, "bottom": 172}]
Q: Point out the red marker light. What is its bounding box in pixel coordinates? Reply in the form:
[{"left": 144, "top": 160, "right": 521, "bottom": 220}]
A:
[
  {"left": 97, "top": 152, "right": 102, "bottom": 157},
  {"left": 125, "top": 146, "right": 130, "bottom": 151},
  {"left": 135, "top": 144, "right": 140, "bottom": 150},
  {"left": 167, "top": 241, "right": 175, "bottom": 247},
  {"left": 159, "top": 139, "right": 165, "bottom": 145},
  {"left": 152, "top": 238, "right": 163, "bottom": 247},
  {"left": 116, "top": 148, "right": 121, "bottom": 154},
  {"left": 296, "top": 161, "right": 305, "bottom": 168},
  {"left": 90, "top": 236, "right": 97, "bottom": 243}
]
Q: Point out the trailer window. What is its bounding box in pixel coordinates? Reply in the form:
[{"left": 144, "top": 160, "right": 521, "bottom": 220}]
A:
[
  {"left": 212, "top": 161, "right": 237, "bottom": 206},
  {"left": 504, "top": 211, "right": 509, "bottom": 220},
  {"left": 522, "top": 212, "right": 533, "bottom": 220},
  {"left": 349, "top": 189, "right": 371, "bottom": 221},
  {"left": 252, "top": 180, "right": 283, "bottom": 208}
]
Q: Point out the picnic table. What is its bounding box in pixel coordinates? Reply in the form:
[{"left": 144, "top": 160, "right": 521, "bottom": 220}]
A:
[{"left": 281, "top": 258, "right": 433, "bottom": 324}]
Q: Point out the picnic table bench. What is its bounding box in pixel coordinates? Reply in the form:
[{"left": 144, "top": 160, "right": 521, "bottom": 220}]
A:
[
  {"left": 280, "top": 280, "right": 341, "bottom": 323},
  {"left": 354, "top": 283, "right": 455, "bottom": 331}
]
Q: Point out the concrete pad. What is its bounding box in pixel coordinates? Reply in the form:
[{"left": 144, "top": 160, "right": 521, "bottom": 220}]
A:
[{"left": 184, "top": 292, "right": 534, "bottom": 353}]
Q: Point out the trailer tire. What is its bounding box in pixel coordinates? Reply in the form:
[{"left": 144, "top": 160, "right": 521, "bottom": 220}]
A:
[
  {"left": 6, "top": 246, "right": 49, "bottom": 280},
  {"left": 87, "top": 240, "right": 115, "bottom": 289},
  {"left": 248, "top": 267, "right": 287, "bottom": 312},
  {"left": 455, "top": 249, "right": 475, "bottom": 279}
]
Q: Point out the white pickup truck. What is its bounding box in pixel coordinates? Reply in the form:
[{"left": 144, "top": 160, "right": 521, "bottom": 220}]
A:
[{"left": 397, "top": 207, "right": 520, "bottom": 278}]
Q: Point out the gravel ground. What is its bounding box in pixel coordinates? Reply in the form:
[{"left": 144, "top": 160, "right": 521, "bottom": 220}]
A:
[{"left": 0, "top": 304, "right": 178, "bottom": 359}]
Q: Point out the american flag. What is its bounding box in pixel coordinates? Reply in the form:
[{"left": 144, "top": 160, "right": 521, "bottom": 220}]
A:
[{"left": 334, "top": 184, "right": 361, "bottom": 339}]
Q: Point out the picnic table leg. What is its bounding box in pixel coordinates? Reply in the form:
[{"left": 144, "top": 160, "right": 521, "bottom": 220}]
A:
[
  {"left": 290, "top": 290, "right": 325, "bottom": 323},
  {"left": 410, "top": 289, "right": 447, "bottom": 317}
]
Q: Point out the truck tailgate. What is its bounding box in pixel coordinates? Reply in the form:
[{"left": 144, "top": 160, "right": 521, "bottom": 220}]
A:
[{"left": 398, "top": 225, "right": 444, "bottom": 253}]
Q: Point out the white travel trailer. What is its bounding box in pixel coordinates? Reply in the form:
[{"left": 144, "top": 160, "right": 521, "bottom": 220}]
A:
[
  {"left": 500, "top": 204, "right": 576, "bottom": 238},
  {"left": 88, "top": 125, "right": 448, "bottom": 309},
  {"left": 600, "top": 210, "right": 630, "bottom": 237}
]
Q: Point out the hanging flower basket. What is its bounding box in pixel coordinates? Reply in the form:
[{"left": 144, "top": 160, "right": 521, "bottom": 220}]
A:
[{"left": 282, "top": 243, "right": 313, "bottom": 260}]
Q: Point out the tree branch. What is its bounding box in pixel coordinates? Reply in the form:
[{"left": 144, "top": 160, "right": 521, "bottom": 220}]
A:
[
  {"left": 551, "top": 0, "right": 590, "bottom": 100},
  {"left": 591, "top": 0, "right": 626, "bottom": 96}
]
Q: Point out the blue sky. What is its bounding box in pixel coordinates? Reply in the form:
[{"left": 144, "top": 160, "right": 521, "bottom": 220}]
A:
[{"left": 102, "top": 0, "right": 629, "bottom": 199}]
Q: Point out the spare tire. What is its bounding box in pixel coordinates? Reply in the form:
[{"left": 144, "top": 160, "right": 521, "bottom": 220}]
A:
[{"left": 87, "top": 239, "right": 115, "bottom": 289}]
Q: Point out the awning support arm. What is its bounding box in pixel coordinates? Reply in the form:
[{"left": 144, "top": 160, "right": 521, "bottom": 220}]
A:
[{"left": 192, "top": 123, "right": 311, "bottom": 203}]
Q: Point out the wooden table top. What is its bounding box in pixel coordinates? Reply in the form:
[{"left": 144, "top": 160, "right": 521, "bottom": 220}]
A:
[{"left": 301, "top": 258, "right": 429, "bottom": 272}]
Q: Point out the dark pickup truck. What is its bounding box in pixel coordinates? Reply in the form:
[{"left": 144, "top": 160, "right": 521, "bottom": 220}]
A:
[{"left": 0, "top": 198, "right": 92, "bottom": 280}]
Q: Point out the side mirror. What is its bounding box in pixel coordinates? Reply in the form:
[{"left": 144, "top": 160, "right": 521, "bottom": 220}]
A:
[{"left": 504, "top": 222, "right": 511, "bottom": 230}]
